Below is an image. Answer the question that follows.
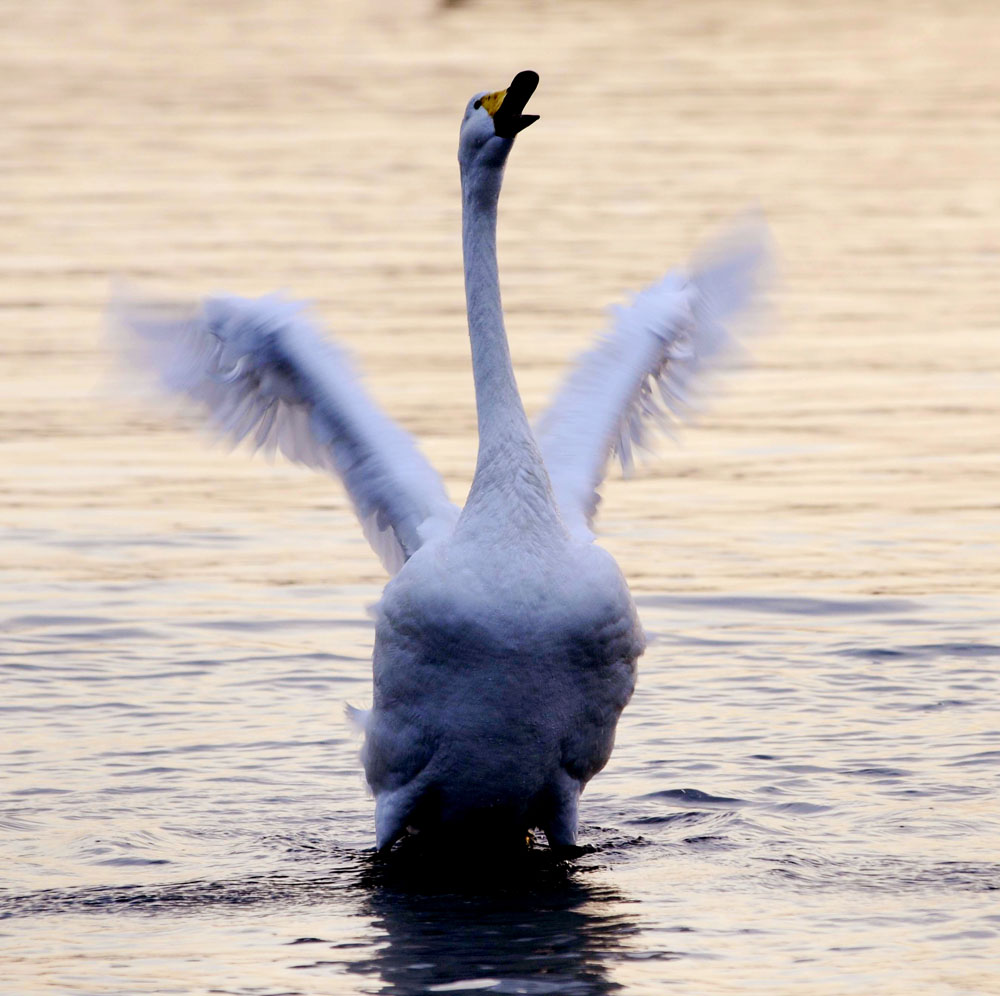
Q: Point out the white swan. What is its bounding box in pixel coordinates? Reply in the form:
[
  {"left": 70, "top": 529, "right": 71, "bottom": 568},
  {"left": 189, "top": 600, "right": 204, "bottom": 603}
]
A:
[{"left": 114, "top": 70, "right": 767, "bottom": 852}]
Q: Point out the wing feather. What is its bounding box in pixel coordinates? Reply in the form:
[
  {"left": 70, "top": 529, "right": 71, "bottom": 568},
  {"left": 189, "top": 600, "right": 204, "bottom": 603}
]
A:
[
  {"left": 112, "top": 290, "right": 458, "bottom": 574},
  {"left": 535, "top": 222, "right": 770, "bottom": 537}
]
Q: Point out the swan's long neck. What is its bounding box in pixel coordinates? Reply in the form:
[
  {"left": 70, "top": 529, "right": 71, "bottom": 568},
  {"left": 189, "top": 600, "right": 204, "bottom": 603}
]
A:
[{"left": 458, "top": 160, "right": 561, "bottom": 537}]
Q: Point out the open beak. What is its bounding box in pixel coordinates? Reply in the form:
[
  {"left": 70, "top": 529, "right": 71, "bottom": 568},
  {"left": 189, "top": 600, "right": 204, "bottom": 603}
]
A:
[{"left": 489, "top": 70, "right": 540, "bottom": 139}]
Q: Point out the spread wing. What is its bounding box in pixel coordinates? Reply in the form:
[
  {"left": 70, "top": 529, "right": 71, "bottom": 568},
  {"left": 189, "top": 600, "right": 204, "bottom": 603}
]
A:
[
  {"left": 535, "top": 221, "right": 770, "bottom": 539},
  {"left": 112, "top": 290, "right": 459, "bottom": 574}
]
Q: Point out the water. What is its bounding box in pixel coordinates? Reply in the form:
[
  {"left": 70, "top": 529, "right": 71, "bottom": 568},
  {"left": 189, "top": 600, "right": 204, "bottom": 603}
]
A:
[
  {"left": 4, "top": 592, "right": 999, "bottom": 993},
  {"left": 2, "top": 1, "right": 999, "bottom": 993}
]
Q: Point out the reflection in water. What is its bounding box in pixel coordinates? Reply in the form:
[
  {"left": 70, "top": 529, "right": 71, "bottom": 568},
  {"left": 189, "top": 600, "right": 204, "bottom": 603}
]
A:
[{"left": 349, "top": 849, "right": 637, "bottom": 995}]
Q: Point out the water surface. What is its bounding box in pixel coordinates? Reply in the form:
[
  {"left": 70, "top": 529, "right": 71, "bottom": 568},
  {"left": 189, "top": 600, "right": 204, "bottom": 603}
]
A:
[{"left": 2, "top": 1, "right": 999, "bottom": 993}]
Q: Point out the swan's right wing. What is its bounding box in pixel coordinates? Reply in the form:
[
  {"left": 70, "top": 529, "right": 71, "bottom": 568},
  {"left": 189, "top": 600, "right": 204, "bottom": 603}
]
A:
[
  {"left": 112, "top": 291, "right": 458, "bottom": 574},
  {"left": 535, "top": 223, "right": 770, "bottom": 538}
]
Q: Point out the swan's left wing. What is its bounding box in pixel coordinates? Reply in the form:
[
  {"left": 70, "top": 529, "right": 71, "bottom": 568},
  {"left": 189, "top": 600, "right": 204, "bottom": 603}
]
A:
[
  {"left": 112, "top": 291, "right": 458, "bottom": 574},
  {"left": 535, "top": 223, "right": 769, "bottom": 538}
]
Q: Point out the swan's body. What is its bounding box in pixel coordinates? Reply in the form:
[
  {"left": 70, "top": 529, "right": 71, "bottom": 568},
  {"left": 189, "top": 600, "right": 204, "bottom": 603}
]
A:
[{"left": 114, "top": 71, "right": 767, "bottom": 852}]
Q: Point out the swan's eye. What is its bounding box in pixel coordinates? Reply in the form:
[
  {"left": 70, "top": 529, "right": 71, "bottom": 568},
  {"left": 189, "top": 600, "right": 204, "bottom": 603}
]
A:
[{"left": 473, "top": 99, "right": 482, "bottom": 110}]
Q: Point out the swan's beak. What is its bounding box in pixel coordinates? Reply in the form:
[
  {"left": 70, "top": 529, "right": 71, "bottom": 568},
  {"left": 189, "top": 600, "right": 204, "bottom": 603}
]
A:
[{"left": 484, "top": 70, "right": 540, "bottom": 139}]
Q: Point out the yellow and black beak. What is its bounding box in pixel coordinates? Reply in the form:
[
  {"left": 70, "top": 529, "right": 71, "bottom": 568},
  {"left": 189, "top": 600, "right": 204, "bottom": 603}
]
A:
[{"left": 479, "top": 70, "right": 539, "bottom": 139}]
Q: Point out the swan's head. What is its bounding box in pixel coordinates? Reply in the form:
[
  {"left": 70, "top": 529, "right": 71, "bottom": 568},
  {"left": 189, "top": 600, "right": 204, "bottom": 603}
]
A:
[{"left": 458, "top": 70, "right": 539, "bottom": 176}]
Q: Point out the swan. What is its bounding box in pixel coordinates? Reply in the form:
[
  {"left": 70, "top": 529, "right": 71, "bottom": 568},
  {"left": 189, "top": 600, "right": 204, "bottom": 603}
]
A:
[{"left": 114, "top": 70, "right": 767, "bottom": 852}]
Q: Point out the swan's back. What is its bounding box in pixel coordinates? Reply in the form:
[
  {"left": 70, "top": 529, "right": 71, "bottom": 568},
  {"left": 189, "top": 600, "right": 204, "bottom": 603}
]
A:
[{"left": 363, "top": 535, "right": 642, "bottom": 850}]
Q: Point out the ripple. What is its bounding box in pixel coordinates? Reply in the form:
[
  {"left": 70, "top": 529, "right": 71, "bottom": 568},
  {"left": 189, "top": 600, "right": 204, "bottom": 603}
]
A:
[
  {"left": 642, "top": 789, "right": 746, "bottom": 808},
  {"left": 635, "top": 595, "right": 918, "bottom": 617},
  {"left": 0, "top": 866, "right": 364, "bottom": 920},
  {"left": 759, "top": 855, "right": 1000, "bottom": 895}
]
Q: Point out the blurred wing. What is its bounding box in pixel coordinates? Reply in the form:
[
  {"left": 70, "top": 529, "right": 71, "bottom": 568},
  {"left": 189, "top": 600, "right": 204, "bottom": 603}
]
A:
[
  {"left": 535, "top": 222, "right": 770, "bottom": 538},
  {"left": 112, "top": 290, "right": 459, "bottom": 574}
]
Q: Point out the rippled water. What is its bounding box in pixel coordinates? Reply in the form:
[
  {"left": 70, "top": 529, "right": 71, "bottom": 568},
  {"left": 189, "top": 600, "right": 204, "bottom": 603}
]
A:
[{"left": 3, "top": 1, "right": 999, "bottom": 993}]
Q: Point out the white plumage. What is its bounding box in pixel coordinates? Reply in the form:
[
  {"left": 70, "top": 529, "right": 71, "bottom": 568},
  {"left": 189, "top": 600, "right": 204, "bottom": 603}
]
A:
[
  {"left": 113, "top": 71, "right": 767, "bottom": 852},
  {"left": 536, "top": 231, "right": 766, "bottom": 540},
  {"left": 112, "top": 291, "right": 459, "bottom": 574}
]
